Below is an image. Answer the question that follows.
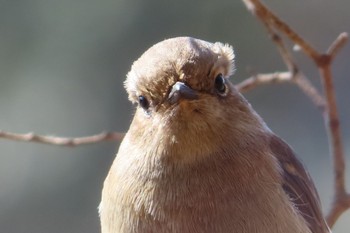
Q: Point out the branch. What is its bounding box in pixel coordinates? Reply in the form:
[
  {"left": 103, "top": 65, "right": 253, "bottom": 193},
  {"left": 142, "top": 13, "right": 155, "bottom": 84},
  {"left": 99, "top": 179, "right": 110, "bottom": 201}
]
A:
[
  {"left": 328, "top": 32, "right": 349, "bottom": 59},
  {"left": 242, "top": 0, "right": 319, "bottom": 61},
  {"left": 320, "top": 62, "right": 348, "bottom": 227},
  {"left": 236, "top": 71, "right": 291, "bottom": 92},
  {"left": 327, "top": 193, "right": 350, "bottom": 228},
  {"left": 241, "top": 0, "right": 349, "bottom": 228},
  {"left": 262, "top": 21, "right": 298, "bottom": 73},
  {"left": 236, "top": 72, "right": 326, "bottom": 111},
  {"left": 317, "top": 29, "right": 348, "bottom": 232},
  {"left": 292, "top": 73, "right": 327, "bottom": 112},
  {"left": 239, "top": 2, "right": 325, "bottom": 111},
  {"left": 0, "top": 130, "right": 124, "bottom": 147}
]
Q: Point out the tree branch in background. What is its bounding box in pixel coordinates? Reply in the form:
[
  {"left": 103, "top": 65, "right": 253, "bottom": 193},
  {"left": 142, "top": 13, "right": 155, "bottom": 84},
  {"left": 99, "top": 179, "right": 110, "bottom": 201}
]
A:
[
  {"left": 242, "top": 0, "right": 319, "bottom": 61},
  {"left": 0, "top": 131, "right": 124, "bottom": 147},
  {"left": 241, "top": 0, "right": 349, "bottom": 228},
  {"left": 236, "top": 72, "right": 326, "bottom": 112},
  {"left": 236, "top": 71, "right": 292, "bottom": 92}
]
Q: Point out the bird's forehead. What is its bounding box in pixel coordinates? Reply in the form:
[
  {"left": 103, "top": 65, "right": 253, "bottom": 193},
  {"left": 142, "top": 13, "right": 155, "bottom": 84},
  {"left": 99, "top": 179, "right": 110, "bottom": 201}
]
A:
[
  {"left": 131, "top": 37, "right": 218, "bottom": 82},
  {"left": 125, "top": 37, "right": 234, "bottom": 103}
]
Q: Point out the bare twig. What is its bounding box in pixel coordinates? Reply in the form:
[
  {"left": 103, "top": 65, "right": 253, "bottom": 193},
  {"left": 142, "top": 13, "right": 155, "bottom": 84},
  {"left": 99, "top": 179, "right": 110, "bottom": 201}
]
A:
[
  {"left": 327, "top": 193, "right": 350, "bottom": 228},
  {"left": 241, "top": 1, "right": 326, "bottom": 111},
  {"left": 241, "top": 0, "right": 349, "bottom": 228},
  {"left": 0, "top": 130, "right": 124, "bottom": 146},
  {"left": 327, "top": 32, "right": 349, "bottom": 59},
  {"left": 320, "top": 64, "right": 345, "bottom": 194},
  {"left": 292, "top": 74, "right": 326, "bottom": 112},
  {"left": 262, "top": 22, "right": 298, "bottom": 73},
  {"left": 320, "top": 62, "right": 349, "bottom": 227},
  {"left": 236, "top": 72, "right": 326, "bottom": 111},
  {"left": 242, "top": 0, "right": 319, "bottom": 61},
  {"left": 236, "top": 71, "right": 291, "bottom": 92}
]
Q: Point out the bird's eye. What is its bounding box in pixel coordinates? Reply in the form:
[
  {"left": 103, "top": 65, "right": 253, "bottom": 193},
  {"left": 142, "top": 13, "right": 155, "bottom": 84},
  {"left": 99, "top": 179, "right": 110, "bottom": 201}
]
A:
[
  {"left": 138, "top": 95, "right": 149, "bottom": 110},
  {"left": 214, "top": 74, "right": 226, "bottom": 94}
]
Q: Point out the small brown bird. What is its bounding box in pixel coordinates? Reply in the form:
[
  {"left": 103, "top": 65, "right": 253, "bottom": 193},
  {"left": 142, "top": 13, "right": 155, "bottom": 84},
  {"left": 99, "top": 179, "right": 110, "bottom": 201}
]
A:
[{"left": 99, "top": 37, "right": 330, "bottom": 233}]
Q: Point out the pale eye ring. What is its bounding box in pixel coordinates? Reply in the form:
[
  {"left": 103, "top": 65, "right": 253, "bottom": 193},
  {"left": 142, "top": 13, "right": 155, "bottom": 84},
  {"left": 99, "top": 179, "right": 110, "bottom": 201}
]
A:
[{"left": 214, "top": 73, "right": 226, "bottom": 94}]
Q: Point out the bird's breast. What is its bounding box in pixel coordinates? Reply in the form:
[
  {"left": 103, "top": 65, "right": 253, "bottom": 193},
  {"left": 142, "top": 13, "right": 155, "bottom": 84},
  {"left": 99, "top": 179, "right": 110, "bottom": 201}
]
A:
[{"left": 100, "top": 141, "right": 311, "bottom": 233}]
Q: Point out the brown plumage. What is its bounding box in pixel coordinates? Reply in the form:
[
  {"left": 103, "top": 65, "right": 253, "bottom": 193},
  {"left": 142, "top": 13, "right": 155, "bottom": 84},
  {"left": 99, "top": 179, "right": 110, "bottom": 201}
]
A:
[{"left": 99, "top": 37, "right": 330, "bottom": 233}]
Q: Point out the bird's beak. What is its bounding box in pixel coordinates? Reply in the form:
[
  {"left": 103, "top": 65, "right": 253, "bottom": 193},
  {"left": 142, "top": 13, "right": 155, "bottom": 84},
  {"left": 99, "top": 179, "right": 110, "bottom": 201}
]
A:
[{"left": 168, "top": 81, "right": 198, "bottom": 104}]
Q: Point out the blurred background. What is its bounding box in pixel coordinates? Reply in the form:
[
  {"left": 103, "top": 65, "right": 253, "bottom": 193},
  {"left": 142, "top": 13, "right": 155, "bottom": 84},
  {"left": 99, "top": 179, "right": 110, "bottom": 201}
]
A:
[{"left": 0, "top": 0, "right": 349, "bottom": 232}]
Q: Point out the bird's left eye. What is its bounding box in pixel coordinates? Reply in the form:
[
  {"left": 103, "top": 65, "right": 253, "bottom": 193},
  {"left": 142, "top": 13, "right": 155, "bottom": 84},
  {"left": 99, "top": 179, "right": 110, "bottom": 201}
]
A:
[
  {"left": 214, "top": 74, "right": 226, "bottom": 95},
  {"left": 138, "top": 95, "right": 149, "bottom": 110}
]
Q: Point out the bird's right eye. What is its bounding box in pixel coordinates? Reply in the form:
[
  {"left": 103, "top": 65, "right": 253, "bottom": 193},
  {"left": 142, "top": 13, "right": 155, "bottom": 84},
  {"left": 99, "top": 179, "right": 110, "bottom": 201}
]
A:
[{"left": 138, "top": 95, "right": 149, "bottom": 110}]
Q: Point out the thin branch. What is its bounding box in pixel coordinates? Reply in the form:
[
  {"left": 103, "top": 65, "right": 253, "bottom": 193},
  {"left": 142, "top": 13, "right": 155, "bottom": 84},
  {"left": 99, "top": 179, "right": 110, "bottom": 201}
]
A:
[
  {"left": 320, "top": 34, "right": 348, "bottom": 228},
  {"left": 236, "top": 71, "right": 292, "bottom": 92},
  {"left": 241, "top": 0, "right": 348, "bottom": 228},
  {"left": 327, "top": 193, "right": 350, "bottom": 228},
  {"left": 262, "top": 22, "right": 298, "bottom": 73},
  {"left": 242, "top": 0, "right": 319, "bottom": 61},
  {"left": 327, "top": 32, "right": 349, "bottom": 59},
  {"left": 0, "top": 130, "right": 124, "bottom": 147},
  {"left": 292, "top": 74, "right": 326, "bottom": 112},
  {"left": 320, "top": 65, "right": 345, "bottom": 194},
  {"left": 236, "top": 72, "right": 326, "bottom": 111},
  {"left": 320, "top": 63, "right": 348, "bottom": 227},
  {"left": 244, "top": 3, "right": 326, "bottom": 111}
]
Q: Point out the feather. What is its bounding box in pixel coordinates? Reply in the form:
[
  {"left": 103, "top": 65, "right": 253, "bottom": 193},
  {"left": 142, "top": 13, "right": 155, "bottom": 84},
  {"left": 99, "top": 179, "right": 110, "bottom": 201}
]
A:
[{"left": 270, "top": 135, "right": 331, "bottom": 233}]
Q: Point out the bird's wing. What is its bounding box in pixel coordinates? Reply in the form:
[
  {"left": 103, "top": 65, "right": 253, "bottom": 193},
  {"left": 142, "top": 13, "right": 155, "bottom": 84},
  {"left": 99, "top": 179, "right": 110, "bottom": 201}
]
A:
[{"left": 269, "top": 135, "right": 331, "bottom": 233}]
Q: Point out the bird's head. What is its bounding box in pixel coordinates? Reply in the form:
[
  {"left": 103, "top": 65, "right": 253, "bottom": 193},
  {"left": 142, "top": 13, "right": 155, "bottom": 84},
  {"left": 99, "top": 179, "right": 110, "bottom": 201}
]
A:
[{"left": 123, "top": 37, "right": 266, "bottom": 162}]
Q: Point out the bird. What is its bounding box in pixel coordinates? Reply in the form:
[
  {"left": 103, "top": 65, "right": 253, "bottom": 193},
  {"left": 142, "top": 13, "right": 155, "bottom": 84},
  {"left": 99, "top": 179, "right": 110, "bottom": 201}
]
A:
[{"left": 99, "top": 37, "right": 330, "bottom": 233}]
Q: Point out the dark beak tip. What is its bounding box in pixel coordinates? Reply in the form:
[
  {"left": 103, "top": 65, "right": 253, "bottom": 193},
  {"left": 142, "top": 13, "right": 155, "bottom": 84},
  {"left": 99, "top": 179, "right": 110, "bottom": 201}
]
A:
[{"left": 168, "top": 82, "right": 198, "bottom": 104}]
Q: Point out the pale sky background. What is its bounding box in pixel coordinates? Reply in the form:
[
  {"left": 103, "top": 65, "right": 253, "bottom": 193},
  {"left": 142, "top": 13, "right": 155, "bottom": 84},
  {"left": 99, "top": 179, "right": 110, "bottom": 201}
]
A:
[{"left": 0, "top": 0, "right": 349, "bottom": 232}]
